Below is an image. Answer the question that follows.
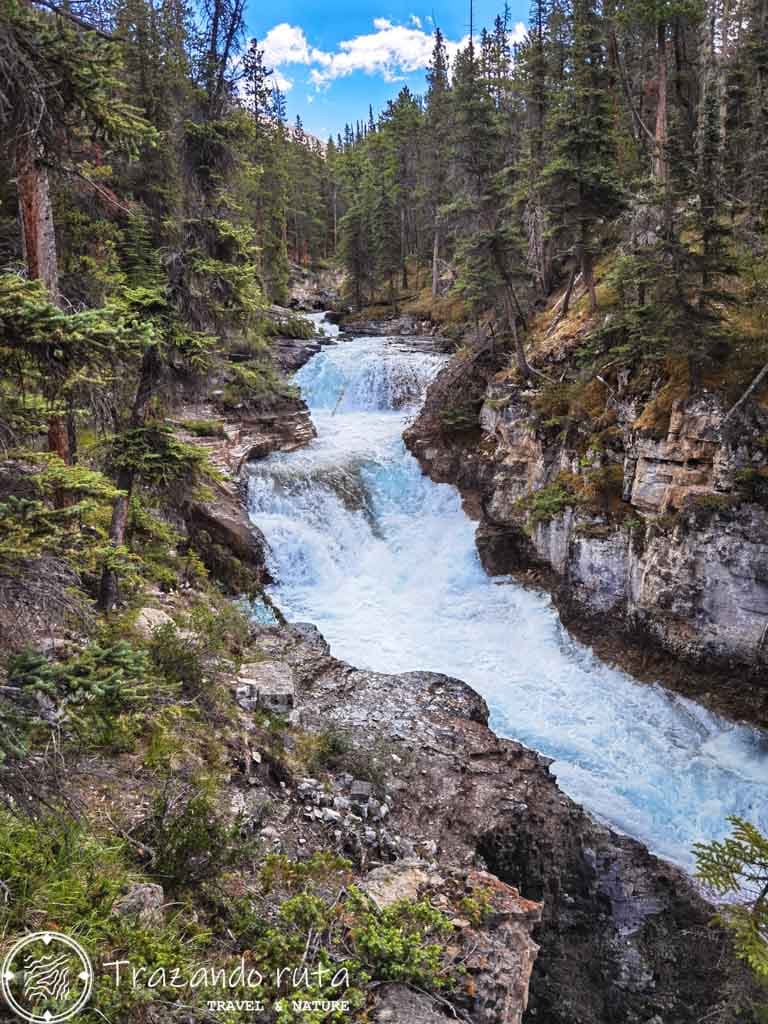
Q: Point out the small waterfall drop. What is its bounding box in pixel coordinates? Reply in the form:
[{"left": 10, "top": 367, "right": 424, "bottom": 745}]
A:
[{"left": 247, "top": 318, "right": 768, "bottom": 870}]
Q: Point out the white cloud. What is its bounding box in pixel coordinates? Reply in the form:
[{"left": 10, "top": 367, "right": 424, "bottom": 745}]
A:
[
  {"left": 262, "top": 23, "right": 311, "bottom": 65},
  {"left": 308, "top": 19, "right": 439, "bottom": 86},
  {"left": 261, "top": 23, "right": 331, "bottom": 69},
  {"left": 259, "top": 17, "right": 528, "bottom": 93},
  {"left": 269, "top": 68, "right": 294, "bottom": 92}
]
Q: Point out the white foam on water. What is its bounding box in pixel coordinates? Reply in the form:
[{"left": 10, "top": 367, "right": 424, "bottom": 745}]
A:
[
  {"left": 301, "top": 310, "right": 341, "bottom": 339},
  {"left": 247, "top": 322, "right": 768, "bottom": 871}
]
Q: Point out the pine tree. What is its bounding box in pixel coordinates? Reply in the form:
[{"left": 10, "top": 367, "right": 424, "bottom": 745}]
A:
[
  {"left": 695, "top": 818, "right": 768, "bottom": 980},
  {"left": 243, "top": 38, "right": 272, "bottom": 123},
  {"left": 425, "top": 28, "right": 452, "bottom": 297},
  {"left": 373, "top": 184, "right": 401, "bottom": 309},
  {"left": 540, "top": 0, "right": 623, "bottom": 314},
  {"left": 339, "top": 200, "right": 372, "bottom": 309},
  {"left": 743, "top": 0, "right": 768, "bottom": 224},
  {"left": 0, "top": 0, "right": 152, "bottom": 462}
]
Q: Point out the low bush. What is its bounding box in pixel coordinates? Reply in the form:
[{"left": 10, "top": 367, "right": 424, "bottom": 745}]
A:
[{"left": 181, "top": 418, "right": 227, "bottom": 437}]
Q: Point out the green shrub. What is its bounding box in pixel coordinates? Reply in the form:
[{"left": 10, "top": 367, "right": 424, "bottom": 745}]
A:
[
  {"left": 439, "top": 399, "right": 481, "bottom": 431},
  {"left": 262, "top": 312, "right": 316, "bottom": 340},
  {"left": 148, "top": 622, "right": 206, "bottom": 696},
  {"left": 219, "top": 360, "right": 296, "bottom": 409},
  {"left": 138, "top": 783, "right": 247, "bottom": 890},
  {"left": 516, "top": 477, "right": 579, "bottom": 526},
  {"left": 4, "top": 640, "right": 173, "bottom": 750},
  {"left": 0, "top": 812, "right": 461, "bottom": 1023},
  {"left": 180, "top": 418, "right": 227, "bottom": 437},
  {"left": 295, "top": 726, "right": 393, "bottom": 789},
  {"left": 0, "top": 809, "right": 216, "bottom": 1022},
  {"left": 347, "top": 890, "right": 456, "bottom": 990}
]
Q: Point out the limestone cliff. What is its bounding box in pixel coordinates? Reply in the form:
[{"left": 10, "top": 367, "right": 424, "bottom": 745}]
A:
[{"left": 406, "top": 344, "right": 768, "bottom": 724}]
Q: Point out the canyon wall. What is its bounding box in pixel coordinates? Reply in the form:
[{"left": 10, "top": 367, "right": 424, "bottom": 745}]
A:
[{"left": 406, "top": 357, "right": 768, "bottom": 720}]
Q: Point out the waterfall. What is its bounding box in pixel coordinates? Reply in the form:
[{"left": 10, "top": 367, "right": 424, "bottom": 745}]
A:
[{"left": 247, "top": 318, "right": 768, "bottom": 871}]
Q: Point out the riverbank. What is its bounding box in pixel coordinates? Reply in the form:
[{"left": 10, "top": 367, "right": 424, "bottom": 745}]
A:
[
  {"left": 121, "top": 305, "right": 765, "bottom": 1024},
  {"left": 236, "top": 313, "right": 764, "bottom": 1021}
]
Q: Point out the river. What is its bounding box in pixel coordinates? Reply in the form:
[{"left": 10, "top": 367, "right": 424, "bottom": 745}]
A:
[{"left": 246, "top": 316, "right": 768, "bottom": 871}]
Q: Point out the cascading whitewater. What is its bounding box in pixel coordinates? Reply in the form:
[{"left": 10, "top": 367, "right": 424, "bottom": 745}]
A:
[{"left": 246, "top": 319, "right": 768, "bottom": 871}]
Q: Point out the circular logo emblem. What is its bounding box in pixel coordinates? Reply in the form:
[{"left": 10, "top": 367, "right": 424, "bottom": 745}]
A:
[{"left": 1, "top": 932, "right": 93, "bottom": 1022}]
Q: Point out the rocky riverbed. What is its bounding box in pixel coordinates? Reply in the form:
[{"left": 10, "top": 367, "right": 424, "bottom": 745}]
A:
[{"left": 171, "top": 309, "right": 760, "bottom": 1023}]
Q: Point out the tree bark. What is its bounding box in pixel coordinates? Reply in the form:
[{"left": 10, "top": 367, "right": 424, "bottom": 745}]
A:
[
  {"left": 653, "top": 22, "right": 669, "bottom": 182},
  {"left": 431, "top": 215, "right": 440, "bottom": 298},
  {"left": 332, "top": 185, "right": 338, "bottom": 250},
  {"left": 509, "top": 306, "right": 531, "bottom": 381},
  {"left": 718, "top": 0, "right": 731, "bottom": 155},
  {"left": 400, "top": 206, "right": 408, "bottom": 289},
  {"left": 549, "top": 265, "right": 578, "bottom": 332},
  {"left": 15, "top": 134, "right": 75, "bottom": 480},
  {"left": 47, "top": 415, "right": 69, "bottom": 463},
  {"left": 580, "top": 233, "right": 597, "bottom": 313},
  {"left": 15, "top": 134, "right": 59, "bottom": 302},
  {"left": 490, "top": 242, "right": 531, "bottom": 380}
]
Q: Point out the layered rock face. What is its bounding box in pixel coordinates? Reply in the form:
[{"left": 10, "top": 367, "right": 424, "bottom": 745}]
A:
[
  {"left": 169, "top": 315, "right": 326, "bottom": 590},
  {"left": 407, "top": 361, "right": 768, "bottom": 693},
  {"left": 172, "top": 397, "right": 316, "bottom": 588}
]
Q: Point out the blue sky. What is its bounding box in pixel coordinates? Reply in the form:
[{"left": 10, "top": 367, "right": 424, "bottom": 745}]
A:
[{"left": 246, "top": 0, "right": 529, "bottom": 140}]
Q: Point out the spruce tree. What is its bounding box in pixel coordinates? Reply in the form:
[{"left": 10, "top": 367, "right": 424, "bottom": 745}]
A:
[
  {"left": 540, "top": 0, "right": 623, "bottom": 314},
  {"left": 425, "top": 28, "right": 452, "bottom": 297}
]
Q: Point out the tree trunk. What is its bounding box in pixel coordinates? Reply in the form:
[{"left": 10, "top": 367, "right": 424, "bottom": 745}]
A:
[
  {"left": 15, "top": 134, "right": 74, "bottom": 478},
  {"left": 717, "top": 0, "right": 731, "bottom": 155},
  {"left": 509, "top": 307, "right": 531, "bottom": 381},
  {"left": 550, "top": 265, "right": 578, "bottom": 330},
  {"left": 431, "top": 216, "right": 440, "bottom": 298},
  {"left": 491, "top": 243, "right": 532, "bottom": 381},
  {"left": 389, "top": 273, "right": 398, "bottom": 313},
  {"left": 332, "top": 185, "right": 338, "bottom": 250},
  {"left": 400, "top": 207, "right": 408, "bottom": 290},
  {"left": 97, "top": 468, "right": 131, "bottom": 613},
  {"left": 67, "top": 398, "right": 78, "bottom": 465},
  {"left": 580, "top": 236, "right": 597, "bottom": 313},
  {"left": 98, "top": 345, "right": 161, "bottom": 612},
  {"left": 653, "top": 22, "right": 669, "bottom": 182},
  {"left": 15, "top": 134, "right": 59, "bottom": 301}
]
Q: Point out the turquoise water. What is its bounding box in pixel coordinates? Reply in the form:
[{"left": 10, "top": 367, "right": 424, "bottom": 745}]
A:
[{"left": 246, "top": 327, "right": 768, "bottom": 870}]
